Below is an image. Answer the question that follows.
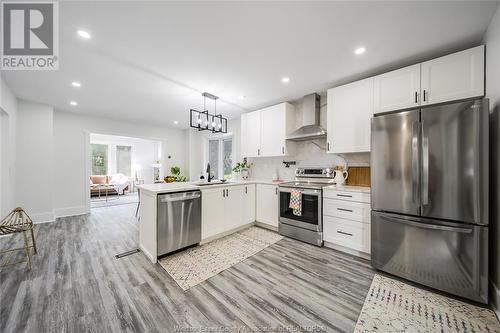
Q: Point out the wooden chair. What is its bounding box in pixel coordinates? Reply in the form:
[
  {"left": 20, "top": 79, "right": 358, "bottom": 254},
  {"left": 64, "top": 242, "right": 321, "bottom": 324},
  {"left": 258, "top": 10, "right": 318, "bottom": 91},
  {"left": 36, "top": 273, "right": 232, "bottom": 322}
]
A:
[{"left": 0, "top": 207, "right": 37, "bottom": 271}]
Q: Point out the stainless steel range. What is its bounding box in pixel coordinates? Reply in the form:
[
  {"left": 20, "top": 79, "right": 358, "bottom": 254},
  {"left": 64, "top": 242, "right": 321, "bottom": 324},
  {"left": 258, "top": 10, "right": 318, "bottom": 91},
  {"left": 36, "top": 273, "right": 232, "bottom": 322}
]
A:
[{"left": 278, "top": 167, "right": 335, "bottom": 246}]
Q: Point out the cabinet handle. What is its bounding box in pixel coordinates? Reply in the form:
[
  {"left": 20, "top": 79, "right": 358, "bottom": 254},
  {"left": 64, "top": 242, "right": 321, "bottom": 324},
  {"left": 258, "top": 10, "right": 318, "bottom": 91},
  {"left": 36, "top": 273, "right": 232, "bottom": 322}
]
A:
[
  {"left": 282, "top": 146, "right": 284, "bottom": 154},
  {"left": 222, "top": 189, "right": 225, "bottom": 198},
  {"left": 275, "top": 188, "right": 278, "bottom": 195},
  {"left": 258, "top": 149, "right": 260, "bottom": 156},
  {"left": 336, "top": 194, "right": 352, "bottom": 198},
  {"left": 423, "top": 90, "right": 427, "bottom": 102},
  {"left": 327, "top": 142, "right": 330, "bottom": 151},
  {"left": 337, "top": 230, "right": 353, "bottom": 237},
  {"left": 226, "top": 189, "right": 229, "bottom": 197},
  {"left": 245, "top": 186, "right": 248, "bottom": 194},
  {"left": 415, "top": 91, "right": 418, "bottom": 104},
  {"left": 337, "top": 208, "right": 353, "bottom": 213}
]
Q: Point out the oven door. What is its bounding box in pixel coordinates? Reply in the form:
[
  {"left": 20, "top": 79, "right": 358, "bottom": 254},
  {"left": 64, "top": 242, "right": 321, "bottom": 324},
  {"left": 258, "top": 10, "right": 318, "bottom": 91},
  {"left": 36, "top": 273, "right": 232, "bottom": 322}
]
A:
[{"left": 279, "top": 187, "right": 322, "bottom": 231}]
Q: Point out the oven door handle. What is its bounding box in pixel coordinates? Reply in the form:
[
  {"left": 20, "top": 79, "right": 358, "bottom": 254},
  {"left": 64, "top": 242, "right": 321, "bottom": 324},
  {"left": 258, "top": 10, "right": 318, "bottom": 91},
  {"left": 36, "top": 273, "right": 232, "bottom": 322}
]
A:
[{"left": 278, "top": 188, "right": 321, "bottom": 196}]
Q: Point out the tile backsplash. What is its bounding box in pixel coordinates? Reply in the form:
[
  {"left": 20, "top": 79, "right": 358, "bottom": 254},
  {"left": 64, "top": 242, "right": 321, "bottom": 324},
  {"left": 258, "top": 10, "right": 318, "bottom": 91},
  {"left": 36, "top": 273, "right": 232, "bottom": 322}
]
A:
[{"left": 247, "top": 139, "right": 370, "bottom": 181}]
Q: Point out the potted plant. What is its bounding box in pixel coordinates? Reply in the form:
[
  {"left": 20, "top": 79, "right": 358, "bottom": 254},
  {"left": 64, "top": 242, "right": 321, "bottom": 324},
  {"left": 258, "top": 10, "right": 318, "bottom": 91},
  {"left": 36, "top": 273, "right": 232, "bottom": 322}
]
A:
[
  {"left": 232, "top": 158, "right": 252, "bottom": 180},
  {"left": 165, "top": 166, "right": 187, "bottom": 183}
]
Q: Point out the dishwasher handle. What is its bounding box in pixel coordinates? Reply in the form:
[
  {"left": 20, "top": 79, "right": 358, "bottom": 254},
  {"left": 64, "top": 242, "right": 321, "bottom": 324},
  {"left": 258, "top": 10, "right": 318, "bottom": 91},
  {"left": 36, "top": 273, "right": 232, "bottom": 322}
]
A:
[{"left": 160, "top": 192, "right": 201, "bottom": 203}]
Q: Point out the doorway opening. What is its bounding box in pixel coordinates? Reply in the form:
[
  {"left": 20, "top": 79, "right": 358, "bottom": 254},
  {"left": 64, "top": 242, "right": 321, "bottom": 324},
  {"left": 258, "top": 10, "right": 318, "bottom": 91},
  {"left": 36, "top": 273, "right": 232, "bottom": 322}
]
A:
[{"left": 88, "top": 133, "right": 162, "bottom": 209}]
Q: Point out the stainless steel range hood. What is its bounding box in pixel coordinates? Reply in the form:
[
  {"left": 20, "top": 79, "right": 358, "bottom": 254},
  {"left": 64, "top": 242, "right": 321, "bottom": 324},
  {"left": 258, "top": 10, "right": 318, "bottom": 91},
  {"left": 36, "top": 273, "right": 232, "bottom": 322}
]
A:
[{"left": 286, "top": 93, "right": 327, "bottom": 141}]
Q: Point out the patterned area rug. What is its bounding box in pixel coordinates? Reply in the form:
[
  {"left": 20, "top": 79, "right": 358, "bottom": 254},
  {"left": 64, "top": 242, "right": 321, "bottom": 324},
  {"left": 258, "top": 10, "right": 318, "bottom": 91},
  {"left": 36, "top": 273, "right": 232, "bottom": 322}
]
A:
[
  {"left": 159, "top": 226, "right": 283, "bottom": 291},
  {"left": 354, "top": 274, "right": 500, "bottom": 333}
]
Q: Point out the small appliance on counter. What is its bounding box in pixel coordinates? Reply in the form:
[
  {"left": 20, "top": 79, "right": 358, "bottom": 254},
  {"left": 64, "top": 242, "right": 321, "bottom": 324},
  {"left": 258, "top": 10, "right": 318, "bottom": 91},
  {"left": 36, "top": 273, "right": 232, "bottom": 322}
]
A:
[{"left": 278, "top": 167, "right": 335, "bottom": 246}]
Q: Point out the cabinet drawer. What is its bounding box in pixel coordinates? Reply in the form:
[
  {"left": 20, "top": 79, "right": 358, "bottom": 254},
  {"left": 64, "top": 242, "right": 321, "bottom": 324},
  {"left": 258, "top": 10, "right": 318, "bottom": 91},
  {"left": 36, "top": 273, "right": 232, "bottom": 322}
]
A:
[
  {"left": 323, "top": 216, "right": 370, "bottom": 253},
  {"left": 323, "top": 189, "right": 370, "bottom": 203},
  {"left": 323, "top": 198, "right": 371, "bottom": 223}
]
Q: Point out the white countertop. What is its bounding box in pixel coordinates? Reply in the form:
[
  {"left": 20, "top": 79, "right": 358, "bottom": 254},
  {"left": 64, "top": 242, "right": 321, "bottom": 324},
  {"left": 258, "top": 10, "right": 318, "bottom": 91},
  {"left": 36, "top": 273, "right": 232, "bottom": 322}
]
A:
[
  {"left": 137, "top": 179, "right": 284, "bottom": 194},
  {"left": 323, "top": 184, "right": 371, "bottom": 193},
  {"left": 137, "top": 182, "right": 200, "bottom": 194}
]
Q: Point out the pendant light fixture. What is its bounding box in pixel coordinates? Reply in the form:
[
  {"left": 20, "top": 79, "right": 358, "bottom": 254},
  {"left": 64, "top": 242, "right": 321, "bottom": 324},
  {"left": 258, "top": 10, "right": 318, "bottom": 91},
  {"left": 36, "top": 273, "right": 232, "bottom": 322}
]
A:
[{"left": 190, "top": 92, "right": 228, "bottom": 133}]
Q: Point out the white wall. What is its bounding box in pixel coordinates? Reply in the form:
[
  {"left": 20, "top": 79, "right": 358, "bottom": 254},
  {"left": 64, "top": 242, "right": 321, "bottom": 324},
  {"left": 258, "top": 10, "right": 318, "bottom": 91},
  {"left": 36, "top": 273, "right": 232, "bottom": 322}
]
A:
[
  {"left": 16, "top": 100, "right": 54, "bottom": 222},
  {"left": 90, "top": 133, "right": 161, "bottom": 184},
  {"left": 186, "top": 129, "right": 206, "bottom": 181},
  {"left": 0, "top": 78, "right": 18, "bottom": 217},
  {"left": 53, "top": 111, "right": 187, "bottom": 217},
  {"left": 484, "top": 4, "right": 500, "bottom": 314}
]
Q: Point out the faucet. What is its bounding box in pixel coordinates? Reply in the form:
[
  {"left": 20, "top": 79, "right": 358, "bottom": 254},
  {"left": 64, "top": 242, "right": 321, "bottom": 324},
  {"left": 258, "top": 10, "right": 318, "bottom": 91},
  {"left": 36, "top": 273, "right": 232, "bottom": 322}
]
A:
[{"left": 206, "top": 163, "right": 215, "bottom": 182}]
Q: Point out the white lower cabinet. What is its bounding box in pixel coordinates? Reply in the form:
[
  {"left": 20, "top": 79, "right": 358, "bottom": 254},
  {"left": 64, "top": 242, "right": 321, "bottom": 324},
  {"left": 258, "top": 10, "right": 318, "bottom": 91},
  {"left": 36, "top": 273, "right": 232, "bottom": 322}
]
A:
[
  {"left": 225, "top": 186, "right": 244, "bottom": 230},
  {"left": 256, "top": 184, "right": 279, "bottom": 227},
  {"left": 323, "top": 216, "right": 370, "bottom": 253},
  {"left": 201, "top": 188, "right": 226, "bottom": 240},
  {"left": 201, "top": 185, "right": 255, "bottom": 240},
  {"left": 323, "top": 188, "right": 371, "bottom": 254},
  {"left": 243, "top": 184, "right": 256, "bottom": 224}
]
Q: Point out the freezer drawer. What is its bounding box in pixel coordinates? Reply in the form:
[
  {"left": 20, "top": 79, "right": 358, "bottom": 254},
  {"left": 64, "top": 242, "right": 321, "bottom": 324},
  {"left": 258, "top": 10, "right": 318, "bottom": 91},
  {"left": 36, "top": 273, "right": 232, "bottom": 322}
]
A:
[{"left": 371, "top": 211, "right": 488, "bottom": 303}]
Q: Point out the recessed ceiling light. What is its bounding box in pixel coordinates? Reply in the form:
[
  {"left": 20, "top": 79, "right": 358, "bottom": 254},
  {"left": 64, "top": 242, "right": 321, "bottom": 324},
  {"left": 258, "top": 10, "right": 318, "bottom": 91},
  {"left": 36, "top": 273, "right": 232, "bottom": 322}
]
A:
[
  {"left": 173, "top": 120, "right": 179, "bottom": 125},
  {"left": 71, "top": 81, "right": 81, "bottom": 87},
  {"left": 281, "top": 77, "right": 290, "bottom": 84},
  {"left": 238, "top": 95, "right": 245, "bottom": 100},
  {"left": 77, "top": 30, "right": 91, "bottom": 39},
  {"left": 70, "top": 101, "right": 78, "bottom": 106},
  {"left": 354, "top": 47, "right": 366, "bottom": 55}
]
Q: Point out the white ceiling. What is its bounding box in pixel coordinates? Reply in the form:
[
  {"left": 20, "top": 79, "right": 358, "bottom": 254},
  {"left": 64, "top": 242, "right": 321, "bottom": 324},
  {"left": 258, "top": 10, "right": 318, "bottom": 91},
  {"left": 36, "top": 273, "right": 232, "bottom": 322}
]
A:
[{"left": 3, "top": 1, "right": 499, "bottom": 129}]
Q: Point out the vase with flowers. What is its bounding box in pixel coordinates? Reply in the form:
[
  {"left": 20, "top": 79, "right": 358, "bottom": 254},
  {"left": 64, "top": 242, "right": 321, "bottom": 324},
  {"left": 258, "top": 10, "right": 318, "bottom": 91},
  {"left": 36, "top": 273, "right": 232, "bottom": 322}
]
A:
[{"left": 232, "top": 158, "right": 253, "bottom": 180}]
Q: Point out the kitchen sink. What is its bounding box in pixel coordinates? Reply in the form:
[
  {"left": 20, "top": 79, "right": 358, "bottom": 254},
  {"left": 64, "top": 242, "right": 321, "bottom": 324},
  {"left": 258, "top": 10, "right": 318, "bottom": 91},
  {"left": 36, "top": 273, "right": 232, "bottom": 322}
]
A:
[{"left": 194, "top": 181, "right": 230, "bottom": 186}]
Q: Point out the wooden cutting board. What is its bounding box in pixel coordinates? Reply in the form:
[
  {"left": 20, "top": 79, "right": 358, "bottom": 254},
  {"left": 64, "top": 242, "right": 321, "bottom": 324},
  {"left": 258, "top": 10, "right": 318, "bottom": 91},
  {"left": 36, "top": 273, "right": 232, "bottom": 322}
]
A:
[{"left": 346, "top": 166, "right": 371, "bottom": 187}]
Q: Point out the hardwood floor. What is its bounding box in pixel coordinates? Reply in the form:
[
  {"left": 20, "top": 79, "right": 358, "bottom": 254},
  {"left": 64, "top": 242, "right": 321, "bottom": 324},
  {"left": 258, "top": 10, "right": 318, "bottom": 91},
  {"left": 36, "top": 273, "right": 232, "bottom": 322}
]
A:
[{"left": 0, "top": 204, "right": 374, "bottom": 333}]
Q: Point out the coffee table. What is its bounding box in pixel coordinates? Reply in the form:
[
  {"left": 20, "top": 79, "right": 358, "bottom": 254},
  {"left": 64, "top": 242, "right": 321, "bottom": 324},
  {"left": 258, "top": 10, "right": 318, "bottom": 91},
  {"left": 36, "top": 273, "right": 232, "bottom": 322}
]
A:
[{"left": 91, "top": 184, "right": 120, "bottom": 202}]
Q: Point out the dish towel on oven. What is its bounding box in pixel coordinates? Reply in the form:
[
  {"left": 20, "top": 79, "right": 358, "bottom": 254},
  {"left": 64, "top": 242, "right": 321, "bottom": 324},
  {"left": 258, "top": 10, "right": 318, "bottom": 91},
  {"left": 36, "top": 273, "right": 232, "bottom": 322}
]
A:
[{"left": 289, "top": 190, "right": 302, "bottom": 216}]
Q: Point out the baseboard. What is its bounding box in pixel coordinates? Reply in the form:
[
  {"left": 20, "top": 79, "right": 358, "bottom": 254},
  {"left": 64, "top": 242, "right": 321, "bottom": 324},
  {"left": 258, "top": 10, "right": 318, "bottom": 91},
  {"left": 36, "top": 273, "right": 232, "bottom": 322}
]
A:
[
  {"left": 139, "top": 244, "right": 156, "bottom": 264},
  {"left": 324, "top": 241, "right": 371, "bottom": 260},
  {"left": 54, "top": 206, "right": 87, "bottom": 218},
  {"left": 31, "top": 211, "right": 55, "bottom": 224},
  {"left": 200, "top": 223, "right": 255, "bottom": 245},
  {"left": 255, "top": 221, "right": 278, "bottom": 232},
  {"left": 491, "top": 280, "right": 500, "bottom": 320}
]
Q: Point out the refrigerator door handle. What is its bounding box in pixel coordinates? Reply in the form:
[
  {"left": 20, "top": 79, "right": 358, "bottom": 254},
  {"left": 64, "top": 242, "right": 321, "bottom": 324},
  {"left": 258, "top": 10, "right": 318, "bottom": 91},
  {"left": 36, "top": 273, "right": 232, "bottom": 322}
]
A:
[
  {"left": 421, "top": 120, "right": 429, "bottom": 205},
  {"left": 382, "top": 215, "right": 473, "bottom": 233},
  {"left": 411, "top": 121, "right": 420, "bottom": 204}
]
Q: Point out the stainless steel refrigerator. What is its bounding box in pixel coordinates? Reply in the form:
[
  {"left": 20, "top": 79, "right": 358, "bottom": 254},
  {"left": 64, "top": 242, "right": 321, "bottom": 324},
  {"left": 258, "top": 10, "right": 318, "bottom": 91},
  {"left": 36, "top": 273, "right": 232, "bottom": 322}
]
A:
[{"left": 371, "top": 98, "right": 489, "bottom": 304}]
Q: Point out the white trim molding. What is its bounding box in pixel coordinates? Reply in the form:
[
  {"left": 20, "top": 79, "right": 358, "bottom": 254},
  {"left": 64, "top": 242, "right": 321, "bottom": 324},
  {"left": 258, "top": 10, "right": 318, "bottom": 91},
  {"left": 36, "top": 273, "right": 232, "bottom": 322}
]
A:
[
  {"left": 54, "top": 206, "right": 87, "bottom": 219},
  {"left": 31, "top": 211, "right": 55, "bottom": 224}
]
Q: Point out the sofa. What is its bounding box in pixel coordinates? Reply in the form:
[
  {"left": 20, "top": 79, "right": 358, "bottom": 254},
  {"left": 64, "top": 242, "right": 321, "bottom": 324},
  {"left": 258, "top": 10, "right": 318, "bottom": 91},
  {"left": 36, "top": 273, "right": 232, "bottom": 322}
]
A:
[{"left": 90, "top": 174, "right": 130, "bottom": 196}]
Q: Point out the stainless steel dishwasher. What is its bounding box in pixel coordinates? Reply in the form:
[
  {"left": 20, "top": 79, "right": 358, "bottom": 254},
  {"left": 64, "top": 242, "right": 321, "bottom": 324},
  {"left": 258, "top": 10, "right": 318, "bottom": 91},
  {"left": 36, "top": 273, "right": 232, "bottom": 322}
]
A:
[{"left": 157, "top": 190, "right": 201, "bottom": 256}]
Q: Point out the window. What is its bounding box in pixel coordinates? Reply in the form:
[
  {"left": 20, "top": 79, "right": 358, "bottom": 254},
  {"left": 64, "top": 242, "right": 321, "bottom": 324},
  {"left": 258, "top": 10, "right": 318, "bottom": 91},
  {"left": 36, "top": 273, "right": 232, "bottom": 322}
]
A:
[
  {"left": 91, "top": 144, "right": 108, "bottom": 175},
  {"left": 208, "top": 137, "right": 233, "bottom": 180},
  {"left": 116, "top": 145, "right": 132, "bottom": 176}
]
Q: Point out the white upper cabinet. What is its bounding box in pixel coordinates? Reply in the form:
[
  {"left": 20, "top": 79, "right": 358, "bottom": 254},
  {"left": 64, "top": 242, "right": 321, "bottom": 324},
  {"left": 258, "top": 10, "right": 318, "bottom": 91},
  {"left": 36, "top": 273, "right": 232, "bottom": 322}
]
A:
[
  {"left": 421, "top": 45, "right": 485, "bottom": 105},
  {"left": 240, "top": 111, "right": 261, "bottom": 158},
  {"left": 327, "top": 77, "right": 374, "bottom": 154},
  {"left": 373, "top": 64, "right": 421, "bottom": 113},
  {"left": 241, "top": 103, "right": 295, "bottom": 158}
]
